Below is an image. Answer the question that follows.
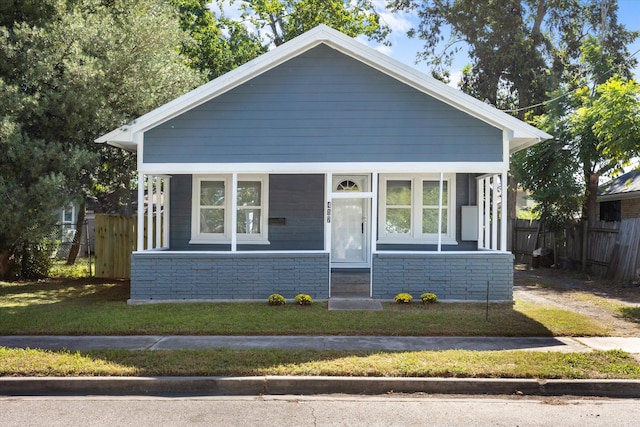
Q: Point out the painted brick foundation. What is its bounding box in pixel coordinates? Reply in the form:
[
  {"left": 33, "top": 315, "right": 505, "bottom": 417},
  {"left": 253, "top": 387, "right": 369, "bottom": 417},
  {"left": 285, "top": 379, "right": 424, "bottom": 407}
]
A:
[
  {"left": 130, "top": 252, "right": 330, "bottom": 301},
  {"left": 372, "top": 252, "right": 514, "bottom": 301}
]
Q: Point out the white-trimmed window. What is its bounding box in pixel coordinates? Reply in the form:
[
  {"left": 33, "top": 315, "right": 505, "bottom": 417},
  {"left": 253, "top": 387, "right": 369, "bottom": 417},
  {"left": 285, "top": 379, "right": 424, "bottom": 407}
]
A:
[
  {"left": 191, "top": 174, "right": 269, "bottom": 244},
  {"left": 379, "top": 174, "right": 456, "bottom": 244}
]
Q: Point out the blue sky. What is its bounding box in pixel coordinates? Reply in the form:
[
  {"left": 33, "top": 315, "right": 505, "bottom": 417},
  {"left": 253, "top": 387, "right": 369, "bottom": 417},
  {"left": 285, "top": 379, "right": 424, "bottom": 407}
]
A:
[
  {"left": 212, "top": 1, "right": 640, "bottom": 80},
  {"left": 368, "top": 0, "right": 640, "bottom": 82}
]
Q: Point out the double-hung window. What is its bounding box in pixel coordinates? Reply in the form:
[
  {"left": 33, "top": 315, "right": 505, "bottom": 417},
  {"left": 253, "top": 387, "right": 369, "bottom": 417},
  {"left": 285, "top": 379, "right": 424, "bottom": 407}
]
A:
[
  {"left": 191, "top": 174, "right": 268, "bottom": 244},
  {"left": 379, "top": 174, "right": 456, "bottom": 244}
]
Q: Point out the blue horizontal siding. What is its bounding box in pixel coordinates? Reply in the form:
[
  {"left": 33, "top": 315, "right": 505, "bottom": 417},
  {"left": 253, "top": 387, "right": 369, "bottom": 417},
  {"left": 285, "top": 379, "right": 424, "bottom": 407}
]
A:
[{"left": 144, "top": 44, "right": 502, "bottom": 164}]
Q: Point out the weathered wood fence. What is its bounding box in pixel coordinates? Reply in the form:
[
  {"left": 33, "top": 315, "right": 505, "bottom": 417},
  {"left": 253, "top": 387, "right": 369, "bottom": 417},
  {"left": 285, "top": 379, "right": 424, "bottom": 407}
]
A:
[
  {"left": 94, "top": 214, "right": 162, "bottom": 278},
  {"left": 512, "top": 218, "right": 640, "bottom": 281}
]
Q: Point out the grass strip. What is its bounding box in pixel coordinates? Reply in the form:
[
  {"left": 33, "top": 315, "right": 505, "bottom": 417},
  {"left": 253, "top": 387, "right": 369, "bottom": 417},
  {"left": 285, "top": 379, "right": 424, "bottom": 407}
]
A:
[
  {"left": 1, "top": 347, "right": 639, "bottom": 379},
  {"left": 0, "top": 279, "right": 611, "bottom": 337}
]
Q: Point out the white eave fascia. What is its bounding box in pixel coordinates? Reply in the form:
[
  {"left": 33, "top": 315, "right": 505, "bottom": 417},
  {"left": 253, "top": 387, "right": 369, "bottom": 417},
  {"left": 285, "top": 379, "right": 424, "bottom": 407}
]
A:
[
  {"left": 598, "top": 191, "right": 640, "bottom": 202},
  {"left": 95, "top": 24, "right": 552, "bottom": 151}
]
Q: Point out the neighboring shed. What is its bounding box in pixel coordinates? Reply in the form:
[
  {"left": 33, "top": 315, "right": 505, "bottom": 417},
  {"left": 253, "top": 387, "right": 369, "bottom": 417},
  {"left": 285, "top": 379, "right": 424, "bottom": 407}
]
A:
[
  {"left": 96, "top": 25, "right": 551, "bottom": 303},
  {"left": 598, "top": 170, "right": 640, "bottom": 221}
]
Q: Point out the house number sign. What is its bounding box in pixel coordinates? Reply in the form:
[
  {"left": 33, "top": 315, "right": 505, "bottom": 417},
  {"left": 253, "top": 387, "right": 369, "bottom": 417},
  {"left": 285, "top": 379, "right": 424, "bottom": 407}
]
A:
[{"left": 326, "top": 201, "right": 331, "bottom": 223}]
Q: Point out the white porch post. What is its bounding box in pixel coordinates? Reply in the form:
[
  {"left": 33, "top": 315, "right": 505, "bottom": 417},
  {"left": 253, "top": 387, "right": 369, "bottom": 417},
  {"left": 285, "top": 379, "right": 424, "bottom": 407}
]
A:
[
  {"left": 477, "top": 177, "right": 484, "bottom": 248},
  {"left": 146, "top": 174, "right": 154, "bottom": 250},
  {"left": 370, "top": 172, "right": 378, "bottom": 298},
  {"left": 484, "top": 177, "right": 490, "bottom": 248},
  {"left": 162, "top": 176, "right": 170, "bottom": 249},
  {"left": 155, "top": 176, "right": 162, "bottom": 249},
  {"left": 231, "top": 173, "right": 238, "bottom": 252},
  {"left": 137, "top": 173, "right": 145, "bottom": 251},
  {"left": 491, "top": 175, "right": 498, "bottom": 250},
  {"left": 437, "top": 172, "right": 444, "bottom": 252},
  {"left": 500, "top": 171, "right": 508, "bottom": 251}
]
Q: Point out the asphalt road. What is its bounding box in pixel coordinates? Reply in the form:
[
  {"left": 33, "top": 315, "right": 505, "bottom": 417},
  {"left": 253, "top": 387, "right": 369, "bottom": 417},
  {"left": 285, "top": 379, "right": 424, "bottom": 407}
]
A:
[{"left": 2, "top": 394, "right": 640, "bottom": 426}]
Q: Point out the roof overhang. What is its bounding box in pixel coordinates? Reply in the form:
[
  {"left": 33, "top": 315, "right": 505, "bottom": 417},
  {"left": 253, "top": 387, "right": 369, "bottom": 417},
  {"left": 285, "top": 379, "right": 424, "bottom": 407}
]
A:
[{"left": 96, "top": 25, "right": 552, "bottom": 153}]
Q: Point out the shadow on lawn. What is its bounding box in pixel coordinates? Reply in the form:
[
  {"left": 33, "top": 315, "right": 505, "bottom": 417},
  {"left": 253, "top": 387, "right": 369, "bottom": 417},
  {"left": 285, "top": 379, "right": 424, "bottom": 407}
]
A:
[
  {"left": 0, "top": 277, "right": 130, "bottom": 304},
  {"left": 0, "top": 276, "right": 559, "bottom": 337}
]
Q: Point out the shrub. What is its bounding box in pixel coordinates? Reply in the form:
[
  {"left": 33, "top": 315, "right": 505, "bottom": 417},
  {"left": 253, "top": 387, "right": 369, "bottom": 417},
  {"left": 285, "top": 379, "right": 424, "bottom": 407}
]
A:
[
  {"left": 268, "top": 293, "right": 286, "bottom": 306},
  {"left": 394, "top": 293, "right": 413, "bottom": 304},
  {"left": 294, "top": 293, "right": 313, "bottom": 305},
  {"left": 420, "top": 292, "right": 438, "bottom": 304}
]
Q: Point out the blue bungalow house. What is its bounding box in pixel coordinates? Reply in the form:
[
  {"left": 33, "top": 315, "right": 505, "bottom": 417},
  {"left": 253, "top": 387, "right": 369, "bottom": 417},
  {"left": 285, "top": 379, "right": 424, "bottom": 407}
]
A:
[{"left": 97, "top": 25, "right": 551, "bottom": 303}]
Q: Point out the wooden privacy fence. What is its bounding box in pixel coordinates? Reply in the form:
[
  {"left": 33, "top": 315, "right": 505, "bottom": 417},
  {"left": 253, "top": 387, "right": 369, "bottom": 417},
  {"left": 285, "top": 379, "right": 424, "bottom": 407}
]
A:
[
  {"left": 94, "top": 214, "right": 163, "bottom": 278},
  {"left": 512, "top": 218, "right": 640, "bottom": 282},
  {"left": 94, "top": 215, "right": 137, "bottom": 278}
]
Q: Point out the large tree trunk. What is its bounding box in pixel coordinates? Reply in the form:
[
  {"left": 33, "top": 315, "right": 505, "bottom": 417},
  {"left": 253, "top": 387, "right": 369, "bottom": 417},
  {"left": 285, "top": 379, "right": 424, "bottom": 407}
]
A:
[
  {"left": 0, "top": 249, "right": 11, "bottom": 279},
  {"left": 585, "top": 173, "right": 600, "bottom": 226},
  {"left": 580, "top": 172, "right": 600, "bottom": 273},
  {"left": 66, "top": 201, "right": 86, "bottom": 265}
]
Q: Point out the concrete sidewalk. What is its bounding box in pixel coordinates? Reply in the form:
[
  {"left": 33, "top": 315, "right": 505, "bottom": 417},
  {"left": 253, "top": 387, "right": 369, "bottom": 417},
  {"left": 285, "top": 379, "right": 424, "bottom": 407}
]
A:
[{"left": 1, "top": 335, "right": 640, "bottom": 353}]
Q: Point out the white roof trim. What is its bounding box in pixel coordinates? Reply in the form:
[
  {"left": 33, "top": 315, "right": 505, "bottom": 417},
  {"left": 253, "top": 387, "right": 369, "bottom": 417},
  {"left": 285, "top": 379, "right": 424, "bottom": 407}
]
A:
[{"left": 96, "top": 24, "right": 552, "bottom": 152}]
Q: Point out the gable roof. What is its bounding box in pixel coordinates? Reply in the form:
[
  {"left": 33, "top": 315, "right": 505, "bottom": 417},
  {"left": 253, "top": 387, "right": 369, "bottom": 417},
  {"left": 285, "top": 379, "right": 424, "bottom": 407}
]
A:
[
  {"left": 598, "top": 170, "right": 640, "bottom": 201},
  {"left": 96, "top": 24, "right": 552, "bottom": 152}
]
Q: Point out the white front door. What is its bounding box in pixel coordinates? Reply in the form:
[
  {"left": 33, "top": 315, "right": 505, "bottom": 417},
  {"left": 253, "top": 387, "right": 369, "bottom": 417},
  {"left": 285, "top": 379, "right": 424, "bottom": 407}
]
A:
[{"left": 331, "top": 176, "right": 369, "bottom": 268}]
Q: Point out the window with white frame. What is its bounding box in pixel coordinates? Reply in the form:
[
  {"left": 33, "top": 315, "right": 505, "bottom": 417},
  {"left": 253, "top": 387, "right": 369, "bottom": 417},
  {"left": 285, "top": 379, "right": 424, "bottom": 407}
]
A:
[
  {"left": 191, "top": 175, "right": 269, "bottom": 243},
  {"left": 379, "top": 174, "right": 456, "bottom": 243}
]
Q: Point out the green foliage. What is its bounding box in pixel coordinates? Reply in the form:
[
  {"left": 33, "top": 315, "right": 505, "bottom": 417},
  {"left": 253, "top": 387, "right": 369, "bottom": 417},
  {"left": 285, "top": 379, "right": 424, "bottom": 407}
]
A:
[
  {"left": 420, "top": 293, "right": 438, "bottom": 304},
  {"left": 394, "top": 293, "right": 413, "bottom": 304},
  {"left": 170, "top": 0, "right": 267, "bottom": 80},
  {"left": 231, "top": 0, "right": 390, "bottom": 47},
  {"left": 391, "top": 1, "right": 637, "bottom": 117},
  {"left": 9, "top": 239, "right": 59, "bottom": 279},
  {"left": 268, "top": 293, "right": 286, "bottom": 306},
  {"left": 49, "top": 259, "right": 93, "bottom": 278},
  {"left": 293, "top": 293, "right": 313, "bottom": 305},
  {"left": 513, "top": 33, "right": 640, "bottom": 227},
  {"left": 589, "top": 78, "right": 640, "bottom": 162},
  {"left": 0, "top": 0, "right": 202, "bottom": 277}
]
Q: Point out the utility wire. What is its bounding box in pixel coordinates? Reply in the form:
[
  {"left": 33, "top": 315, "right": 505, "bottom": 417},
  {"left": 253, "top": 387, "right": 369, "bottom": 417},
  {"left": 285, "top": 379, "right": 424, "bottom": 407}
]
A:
[{"left": 501, "top": 46, "right": 640, "bottom": 114}]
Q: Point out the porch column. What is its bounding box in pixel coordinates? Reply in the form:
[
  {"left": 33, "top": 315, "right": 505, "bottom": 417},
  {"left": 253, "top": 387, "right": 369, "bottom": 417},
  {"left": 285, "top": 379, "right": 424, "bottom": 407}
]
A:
[
  {"left": 477, "top": 177, "right": 484, "bottom": 248},
  {"left": 484, "top": 177, "right": 490, "bottom": 248},
  {"left": 147, "top": 175, "right": 153, "bottom": 250},
  {"left": 137, "top": 173, "right": 145, "bottom": 251},
  {"left": 162, "top": 176, "right": 170, "bottom": 249},
  {"left": 437, "top": 172, "right": 444, "bottom": 252},
  {"left": 501, "top": 171, "right": 508, "bottom": 251},
  {"left": 231, "top": 173, "right": 238, "bottom": 252},
  {"left": 155, "top": 176, "right": 162, "bottom": 249},
  {"left": 491, "top": 174, "right": 498, "bottom": 250}
]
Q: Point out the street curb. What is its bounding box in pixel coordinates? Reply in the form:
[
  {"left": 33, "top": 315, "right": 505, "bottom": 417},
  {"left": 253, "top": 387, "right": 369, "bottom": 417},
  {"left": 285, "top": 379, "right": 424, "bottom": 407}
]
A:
[{"left": 2, "top": 376, "right": 640, "bottom": 398}]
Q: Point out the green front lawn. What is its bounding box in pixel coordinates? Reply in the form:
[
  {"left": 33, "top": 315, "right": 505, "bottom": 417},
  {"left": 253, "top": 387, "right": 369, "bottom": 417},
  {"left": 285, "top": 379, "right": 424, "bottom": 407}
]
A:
[
  {"left": 2, "top": 275, "right": 637, "bottom": 379},
  {"left": 2, "top": 347, "right": 639, "bottom": 379},
  {"left": 0, "top": 278, "right": 610, "bottom": 337}
]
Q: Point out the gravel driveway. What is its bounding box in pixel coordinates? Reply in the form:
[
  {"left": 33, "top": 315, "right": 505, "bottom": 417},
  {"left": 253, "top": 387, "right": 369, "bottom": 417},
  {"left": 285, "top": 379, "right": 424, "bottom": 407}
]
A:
[{"left": 514, "top": 265, "right": 640, "bottom": 337}]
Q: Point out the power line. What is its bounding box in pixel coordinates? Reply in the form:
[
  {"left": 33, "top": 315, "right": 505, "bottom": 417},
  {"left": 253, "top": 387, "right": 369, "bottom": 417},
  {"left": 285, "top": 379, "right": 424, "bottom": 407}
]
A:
[{"left": 501, "top": 46, "right": 640, "bottom": 114}]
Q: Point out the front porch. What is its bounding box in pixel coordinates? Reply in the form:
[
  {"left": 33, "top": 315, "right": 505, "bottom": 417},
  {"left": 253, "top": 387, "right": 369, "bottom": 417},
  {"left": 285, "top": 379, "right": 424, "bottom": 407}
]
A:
[{"left": 130, "top": 170, "right": 513, "bottom": 303}]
